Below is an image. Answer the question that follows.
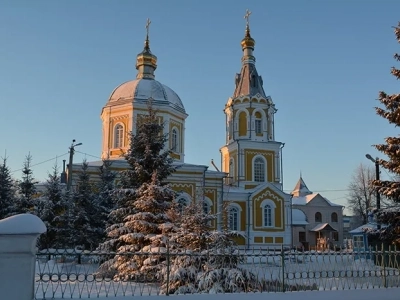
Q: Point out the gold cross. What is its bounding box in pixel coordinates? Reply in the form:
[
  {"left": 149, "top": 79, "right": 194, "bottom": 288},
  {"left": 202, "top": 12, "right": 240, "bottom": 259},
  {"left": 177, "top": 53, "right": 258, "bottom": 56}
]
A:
[
  {"left": 244, "top": 9, "right": 252, "bottom": 26},
  {"left": 145, "top": 18, "right": 151, "bottom": 36}
]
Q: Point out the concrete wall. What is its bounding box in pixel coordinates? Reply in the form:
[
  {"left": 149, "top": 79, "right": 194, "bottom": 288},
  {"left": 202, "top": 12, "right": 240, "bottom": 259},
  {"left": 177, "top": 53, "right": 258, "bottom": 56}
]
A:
[{"left": 0, "top": 214, "right": 46, "bottom": 300}]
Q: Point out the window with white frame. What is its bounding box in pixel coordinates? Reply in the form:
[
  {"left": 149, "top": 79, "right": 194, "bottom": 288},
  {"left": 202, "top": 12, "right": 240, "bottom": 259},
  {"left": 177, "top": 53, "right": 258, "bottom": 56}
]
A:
[
  {"left": 255, "top": 119, "right": 262, "bottom": 134},
  {"left": 253, "top": 157, "right": 265, "bottom": 182},
  {"left": 254, "top": 111, "right": 262, "bottom": 135},
  {"left": 264, "top": 204, "right": 273, "bottom": 227},
  {"left": 228, "top": 206, "right": 239, "bottom": 231},
  {"left": 171, "top": 128, "right": 178, "bottom": 151},
  {"left": 114, "top": 124, "right": 124, "bottom": 148},
  {"left": 260, "top": 199, "right": 276, "bottom": 228}
]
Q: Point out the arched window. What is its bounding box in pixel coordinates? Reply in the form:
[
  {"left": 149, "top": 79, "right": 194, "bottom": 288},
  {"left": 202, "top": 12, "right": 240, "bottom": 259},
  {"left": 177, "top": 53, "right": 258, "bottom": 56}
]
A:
[
  {"left": 114, "top": 124, "right": 124, "bottom": 148},
  {"left": 260, "top": 199, "right": 276, "bottom": 228},
  {"left": 254, "top": 111, "right": 262, "bottom": 135},
  {"left": 253, "top": 157, "right": 265, "bottom": 182},
  {"left": 203, "top": 201, "right": 210, "bottom": 214},
  {"left": 228, "top": 207, "right": 239, "bottom": 231},
  {"left": 331, "top": 212, "right": 338, "bottom": 222},
  {"left": 177, "top": 198, "right": 189, "bottom": 214},
  {"left": 315, "top": 212, "right": 322, "bottom": 223},
  {"left": 171, "top": 128, "right": 178, "bottom": 151},
  {"left": 264, "top": 204, "right": 273, "bottom": 227}
]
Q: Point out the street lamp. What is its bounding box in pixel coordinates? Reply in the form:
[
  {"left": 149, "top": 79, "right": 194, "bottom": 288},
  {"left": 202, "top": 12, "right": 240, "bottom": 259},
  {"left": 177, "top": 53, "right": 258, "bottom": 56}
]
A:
[
  {"left": 365, "top": 154, "right": 381, "bottom": 229},
  {"left": 67, "top": 139, "right": 82, "bottom": 191}
]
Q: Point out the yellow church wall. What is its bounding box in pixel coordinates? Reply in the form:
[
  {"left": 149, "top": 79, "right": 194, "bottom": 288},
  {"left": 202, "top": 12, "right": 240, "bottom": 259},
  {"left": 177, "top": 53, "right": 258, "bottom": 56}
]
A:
[
  {"left": 254, "top": 237, "right": 263, "bottom": 243},
  {"left": 170, "top": 152, "right": 181, "bottom": 160},
  {"left": 232, "top": 236, "right": 246, "bottom": 245},
  {"left": 246, "top": 107, "right": 255, "bottom": 115},
  {"left": 244, "top": 150, "right": 275, "bottom": 182},
  {"left": 264, "top": 237, "right": 273, "bottom": 243},
  {"left": 244, "top": 184, "right": 257, "bottom": 189},
  {"left": 252, "top": 187, "right": 285, "bottom": 232},
  {"left": 170, "top": 182, "right": 196, "bottom": 198},
  {"left": 238, "top": 111, "right": 247, "bottom": 136}
]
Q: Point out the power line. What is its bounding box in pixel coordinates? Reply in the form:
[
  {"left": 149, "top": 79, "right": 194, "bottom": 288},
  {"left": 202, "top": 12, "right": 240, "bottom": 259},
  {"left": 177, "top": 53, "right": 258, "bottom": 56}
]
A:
[
  {"left": 75, "top": 151, "right": 102, "bottom": 160},
  {"left": 11, "top": 152, "right": 69, "bottom": 173}
]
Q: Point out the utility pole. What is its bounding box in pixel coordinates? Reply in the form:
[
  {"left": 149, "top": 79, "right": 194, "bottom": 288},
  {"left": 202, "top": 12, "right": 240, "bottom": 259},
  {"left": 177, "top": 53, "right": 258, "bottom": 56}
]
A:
[
  {"left": 366, "top": 154, "right": 381, "bottom": 229},
  {"left": 67, "top": 139, "right": 82, "bottom": 191}
]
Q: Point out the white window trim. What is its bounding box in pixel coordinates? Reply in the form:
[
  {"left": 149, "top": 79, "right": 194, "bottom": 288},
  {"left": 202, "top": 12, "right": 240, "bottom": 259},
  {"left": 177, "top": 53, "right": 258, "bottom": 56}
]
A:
[
  {"left": 174, "top": 192, "right": 192, "bottom": 213},
  {"left": 252, "top": 155, "right": 267, "bottom": 182},
  {"left": 228, "top": 203, "right": 242, "bottom": 231},
  {"left": 171, "top": 126, "right": 179, "bottom": 152},
  {"left": 260, "top": 199, "right": 276, "bottom": 228},
  {"left": 202, "top": 196, "right": 213, "bottom": 213},
  {"left": 113, "top": 123, "right": 125, "bottom": 149}
]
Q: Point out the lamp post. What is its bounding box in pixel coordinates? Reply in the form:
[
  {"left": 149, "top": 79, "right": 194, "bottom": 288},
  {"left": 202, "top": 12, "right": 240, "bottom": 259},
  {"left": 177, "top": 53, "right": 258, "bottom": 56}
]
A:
[
  {"left": 365, "top": 154, "right": 380, "bottom": 229},
  {"left": 67, "top": 139, "right": 82, "bottom": 191}
]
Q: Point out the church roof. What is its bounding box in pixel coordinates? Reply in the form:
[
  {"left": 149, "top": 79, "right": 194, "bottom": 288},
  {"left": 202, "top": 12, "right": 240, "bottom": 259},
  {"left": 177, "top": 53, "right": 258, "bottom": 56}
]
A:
[
  {"left": 107, "top": 79, "right": 185, "bottom": 113},
  {"left": 232, "top": 16, "right": 267, "bottom": 99},
  {"left": 292, "top": 209, "right": 309, "bottom": 225},
  {"left": 291, "top": 176, "right": 313, "bottom": 197}
]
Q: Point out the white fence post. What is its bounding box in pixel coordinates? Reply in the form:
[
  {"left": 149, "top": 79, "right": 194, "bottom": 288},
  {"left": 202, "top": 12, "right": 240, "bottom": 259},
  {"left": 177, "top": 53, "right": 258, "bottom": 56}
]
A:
[{"left": 0, "top": 214, "right": 46, "bottom": 300}]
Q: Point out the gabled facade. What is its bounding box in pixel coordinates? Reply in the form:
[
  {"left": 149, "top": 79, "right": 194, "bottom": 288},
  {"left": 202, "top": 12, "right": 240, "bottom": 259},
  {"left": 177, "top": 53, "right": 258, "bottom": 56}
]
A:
[
  {"left": 69, "top": 12, "right": 292, "bottom": 249},
  {"left": 291, "top": 176, "right": 344, "bottom": 250}
]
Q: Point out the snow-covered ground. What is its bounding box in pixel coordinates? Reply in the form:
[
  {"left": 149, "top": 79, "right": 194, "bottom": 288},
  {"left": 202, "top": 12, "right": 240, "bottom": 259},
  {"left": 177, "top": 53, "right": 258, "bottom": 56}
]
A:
[
  {"left": 95, "top": 289, "right": 400, "bottom": 300},
  {"left": 34, "top": 251, "right": 400, "bottom": 299}
]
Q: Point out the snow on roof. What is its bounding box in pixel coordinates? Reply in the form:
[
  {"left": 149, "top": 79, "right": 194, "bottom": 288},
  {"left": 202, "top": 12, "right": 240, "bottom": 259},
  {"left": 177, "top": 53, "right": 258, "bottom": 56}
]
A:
[
  {"left": 310, "top": 223, "right": 337, "bottom": 232},
  {"left": 349, "top": 222, "right": 384, "bottom": 234},
  {"left": 292, "top": 176, "right": 313, "bottom": 197},
  {"left": 292, "top": 193, "right": 343, "bottom": 207},
  {"left": 292, "top": 209, "right": 309, "bottom": 225}
]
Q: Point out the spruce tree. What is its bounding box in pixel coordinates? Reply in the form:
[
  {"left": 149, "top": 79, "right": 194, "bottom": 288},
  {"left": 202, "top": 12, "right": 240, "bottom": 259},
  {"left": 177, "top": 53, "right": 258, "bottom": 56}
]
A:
[
  {"left": 96, "top": 159, "right": 117, "bottom": 229},
  {"left": 97, "top": 99, "right": 177, "bottom": 280},
  {"left": 36, "top": 165, "right": 69, "bottom": 249},
  {"left": 15, "top": 153, "right": 36, "bottom": 214},
  {"left": 69, "top": 160, "right": 99, "bottom": 250},
  {"left": 0, "top": 157, "right": 16, "bottom": 219},
  {"left": 372, "top": 23, "right": 400, "bottom": 244},
  {"left": 161, "top": 201, "right": 256, "bottom": 294}
]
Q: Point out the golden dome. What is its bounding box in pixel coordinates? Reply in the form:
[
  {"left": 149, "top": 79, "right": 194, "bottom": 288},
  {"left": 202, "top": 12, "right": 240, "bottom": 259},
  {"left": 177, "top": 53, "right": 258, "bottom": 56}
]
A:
[{"left": 241, "top": 25, "right": 255, "bottom": 49}]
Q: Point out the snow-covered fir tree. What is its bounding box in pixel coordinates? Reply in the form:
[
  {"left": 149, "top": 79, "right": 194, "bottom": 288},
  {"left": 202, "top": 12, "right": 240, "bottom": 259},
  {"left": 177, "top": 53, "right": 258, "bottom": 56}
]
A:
[
  {"left": 160, "top": 200, "right": 258, "bottom": 294},
  {"left": 0, "top": 157, "right": 16, "bottom": 219},
  {"left": 96, "top": 99, "right": 177, "bottom": 280},
  {"left": 14, "top": 153, "right": 36, "bottom": 214},
  {"left": 95, "top": 159, "right": 117, "bottom": 231},
  {"left": 35, "top": 165, "right": 69, "bottom": 249},
  {"left": 69, "top": 160, "right": 101, "bottom": 250},
  {"left": 370, "top": 22, "right": 400, "bottom": 244}
]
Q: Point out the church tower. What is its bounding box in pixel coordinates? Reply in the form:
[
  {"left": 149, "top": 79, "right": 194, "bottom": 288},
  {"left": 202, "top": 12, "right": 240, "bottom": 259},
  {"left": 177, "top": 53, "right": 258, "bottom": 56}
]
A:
[{"left": 220, "top": 11, "right": 284, "bottom": 190}]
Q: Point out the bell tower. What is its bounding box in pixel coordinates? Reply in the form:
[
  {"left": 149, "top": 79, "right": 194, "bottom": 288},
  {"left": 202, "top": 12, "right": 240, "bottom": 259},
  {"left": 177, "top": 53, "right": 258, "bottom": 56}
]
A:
[{"left": 220, "top": 10, "right": 284, "bottom": 190}]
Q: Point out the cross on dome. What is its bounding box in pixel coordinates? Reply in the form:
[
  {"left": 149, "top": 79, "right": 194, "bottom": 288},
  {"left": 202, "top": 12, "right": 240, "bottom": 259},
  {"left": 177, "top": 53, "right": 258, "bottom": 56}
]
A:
[
  {"left": 244, "top": 9, "right": 252, "bottom": 27},
  {"left": 145, "top": 18, "right": 151, "bottom": 37}
]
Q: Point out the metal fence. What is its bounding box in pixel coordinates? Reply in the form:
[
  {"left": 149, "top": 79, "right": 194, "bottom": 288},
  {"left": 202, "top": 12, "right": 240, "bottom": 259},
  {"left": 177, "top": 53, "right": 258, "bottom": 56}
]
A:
[{"left": 34, "top": 246, "right": 400, "bottom": 299}]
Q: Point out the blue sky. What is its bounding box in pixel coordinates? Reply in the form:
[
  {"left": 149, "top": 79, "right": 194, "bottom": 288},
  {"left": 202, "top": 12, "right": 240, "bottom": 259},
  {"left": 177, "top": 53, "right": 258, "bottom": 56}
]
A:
[{"left": 0, "top": 0, "right": 399, "bottom": 212}]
